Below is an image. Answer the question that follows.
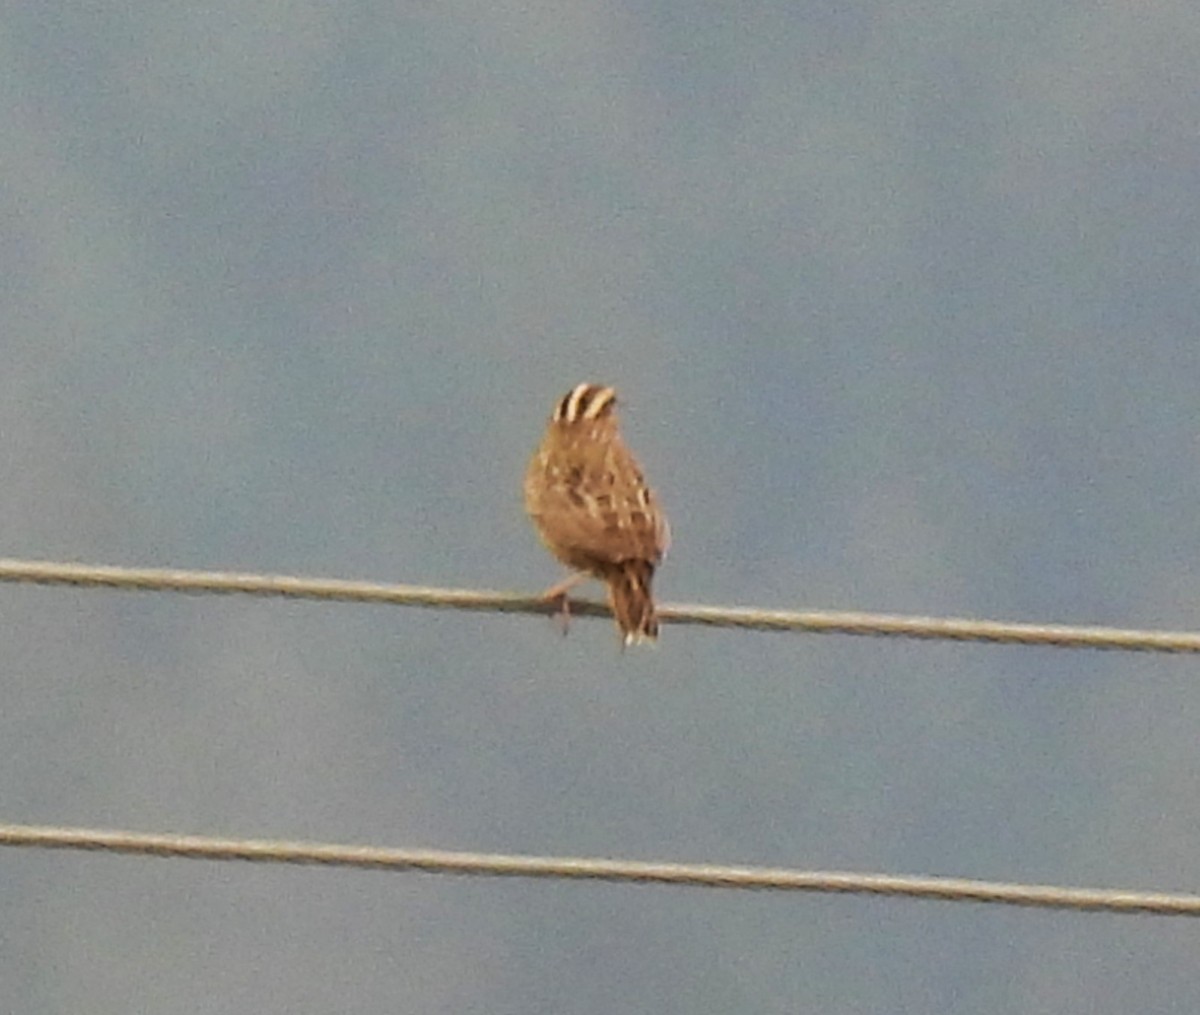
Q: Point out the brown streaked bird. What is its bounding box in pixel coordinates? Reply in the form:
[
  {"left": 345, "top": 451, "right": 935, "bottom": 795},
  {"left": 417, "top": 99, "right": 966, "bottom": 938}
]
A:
[{"left": 525, "top": 382, "right": 670, "bottom": 645}]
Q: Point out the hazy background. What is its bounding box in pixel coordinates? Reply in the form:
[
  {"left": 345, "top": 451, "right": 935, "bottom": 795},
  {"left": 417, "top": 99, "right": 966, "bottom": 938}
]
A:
[{"left": 3, "top": 1, "right": 1200, "bottom": 1010}]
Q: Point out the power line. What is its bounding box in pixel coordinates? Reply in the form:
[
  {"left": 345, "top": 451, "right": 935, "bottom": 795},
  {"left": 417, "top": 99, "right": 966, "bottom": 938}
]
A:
[
  {"left": 0, "top": 556, "right": 1197, "bottom": 652},
  {"left": 0, "top": 821, "right": 1196, "bottom": 917}
]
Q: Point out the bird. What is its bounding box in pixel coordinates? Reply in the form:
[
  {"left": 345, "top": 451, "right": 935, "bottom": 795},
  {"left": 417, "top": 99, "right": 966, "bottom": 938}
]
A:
[{"left": 524, "top": 382, "right": 670, "bottom": 645}]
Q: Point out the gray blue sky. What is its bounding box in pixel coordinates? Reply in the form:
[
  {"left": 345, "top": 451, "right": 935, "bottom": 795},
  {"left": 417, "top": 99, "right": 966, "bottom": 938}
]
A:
[{"left": 3, "top": 1, "right": 1200, "bottom": 1011}]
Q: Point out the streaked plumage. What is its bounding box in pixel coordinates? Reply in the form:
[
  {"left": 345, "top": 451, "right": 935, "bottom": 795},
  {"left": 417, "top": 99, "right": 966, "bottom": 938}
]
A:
[{"left": 524, "top": 383, "right": 669, "bottom": 645}]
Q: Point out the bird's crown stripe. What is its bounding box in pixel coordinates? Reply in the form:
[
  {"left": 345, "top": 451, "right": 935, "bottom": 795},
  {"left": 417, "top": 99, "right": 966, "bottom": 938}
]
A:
[{"left": 555, "top": 383, "right": 616, "bottom": 422}]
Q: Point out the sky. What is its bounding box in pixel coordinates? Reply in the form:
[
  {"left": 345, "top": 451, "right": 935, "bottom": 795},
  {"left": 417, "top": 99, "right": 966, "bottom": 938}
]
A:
[{"left": 3, "top": 1, "right": 1200, "bottom": 1011}]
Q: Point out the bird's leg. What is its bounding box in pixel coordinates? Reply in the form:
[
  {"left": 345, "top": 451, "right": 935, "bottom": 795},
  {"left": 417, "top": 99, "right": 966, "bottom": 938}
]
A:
[{"left": 538, "top": 573, "right": 586, "bottom": 636}]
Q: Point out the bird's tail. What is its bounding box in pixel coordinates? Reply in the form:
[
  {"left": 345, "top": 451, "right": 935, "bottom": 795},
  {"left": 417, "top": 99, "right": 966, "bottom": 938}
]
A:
[{"left": 608, "top": 560, "right": 658, "bottom": 645}]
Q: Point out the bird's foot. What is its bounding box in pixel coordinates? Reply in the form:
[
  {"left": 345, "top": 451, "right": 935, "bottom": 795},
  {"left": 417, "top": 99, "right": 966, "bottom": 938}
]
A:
[{"left": 537, "top": 574, "right": 585, "bottom": 636}]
